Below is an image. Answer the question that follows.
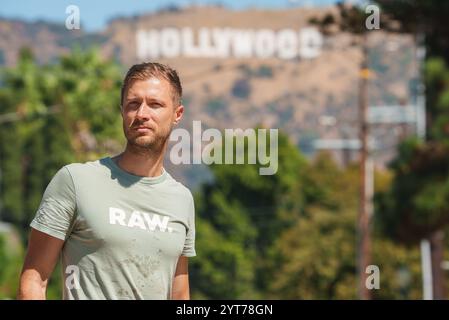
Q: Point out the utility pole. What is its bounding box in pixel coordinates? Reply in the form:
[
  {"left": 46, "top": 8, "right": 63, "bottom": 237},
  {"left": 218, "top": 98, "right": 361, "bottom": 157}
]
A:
[
  {"left": 414, "top": 32, "right": 433, "bottom": 300},
  {"left": 358, "top": 32, "right": 372, "bottom": 300},
  {"left": 314, "top": 31, "right": 426, "bottom": 302}
]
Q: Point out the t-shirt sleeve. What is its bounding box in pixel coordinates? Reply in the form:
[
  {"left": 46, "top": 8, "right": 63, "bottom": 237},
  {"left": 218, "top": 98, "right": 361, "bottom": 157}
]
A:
[
  {"left": 181, "top": 192, "right": 196, "bottom": 257},
  {"left": 30, "top": 166, "right": 76, "bottom": 241}
]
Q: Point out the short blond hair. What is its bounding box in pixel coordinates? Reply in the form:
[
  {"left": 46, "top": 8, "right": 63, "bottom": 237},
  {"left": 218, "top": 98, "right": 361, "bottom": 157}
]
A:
[{"left": 121, "top": 62, "right": 182, "bottom": 106}]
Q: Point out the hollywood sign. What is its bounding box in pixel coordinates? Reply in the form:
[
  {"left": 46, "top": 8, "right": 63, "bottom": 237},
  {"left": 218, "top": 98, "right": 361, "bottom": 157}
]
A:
[{"left": 136, "top": 27, "right": 323, "bottom": 60}]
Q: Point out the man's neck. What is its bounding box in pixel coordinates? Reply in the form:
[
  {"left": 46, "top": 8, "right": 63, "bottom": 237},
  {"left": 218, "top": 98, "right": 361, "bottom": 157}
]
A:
[{"left": 113, "top": 143, "right": 166, "bottom": 178}]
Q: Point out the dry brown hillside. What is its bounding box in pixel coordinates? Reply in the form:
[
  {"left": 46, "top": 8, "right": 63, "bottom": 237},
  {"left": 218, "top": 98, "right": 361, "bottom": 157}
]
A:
[{"left": 0, "top": 5, "right": 418, "bottom": 187}]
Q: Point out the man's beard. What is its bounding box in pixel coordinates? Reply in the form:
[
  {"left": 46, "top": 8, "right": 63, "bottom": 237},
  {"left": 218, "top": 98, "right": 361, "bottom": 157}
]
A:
[{"left": 124, "top": 122, "right": 173, "bottom": 153}]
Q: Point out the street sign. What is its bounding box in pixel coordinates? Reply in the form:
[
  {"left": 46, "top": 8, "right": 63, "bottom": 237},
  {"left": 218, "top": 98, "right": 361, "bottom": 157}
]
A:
[{"left": 368, "top": 105, "right": 417, "bottom": 124}]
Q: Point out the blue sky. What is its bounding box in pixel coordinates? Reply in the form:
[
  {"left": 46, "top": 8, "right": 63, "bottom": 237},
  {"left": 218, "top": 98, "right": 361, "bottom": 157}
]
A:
[{"left": 0, "top": 0, "right": 344, "bottom": 32}]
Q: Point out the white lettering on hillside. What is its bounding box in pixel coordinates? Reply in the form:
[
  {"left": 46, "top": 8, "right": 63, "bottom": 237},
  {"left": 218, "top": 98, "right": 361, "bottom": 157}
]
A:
[{"left": 136, "top": 27, "right": 323, "bottom": 60}]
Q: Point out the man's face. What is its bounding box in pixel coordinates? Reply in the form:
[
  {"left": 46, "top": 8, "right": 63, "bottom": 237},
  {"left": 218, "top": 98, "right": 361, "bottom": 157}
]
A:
[{"left": 121, "top": 77, "right": 183, "bottom": 151}]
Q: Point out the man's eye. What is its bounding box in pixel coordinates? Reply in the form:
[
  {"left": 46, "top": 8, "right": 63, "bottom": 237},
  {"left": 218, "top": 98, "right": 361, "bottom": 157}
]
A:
[{"left": 128, "top": 102, "right": 139, "bottom": 108}]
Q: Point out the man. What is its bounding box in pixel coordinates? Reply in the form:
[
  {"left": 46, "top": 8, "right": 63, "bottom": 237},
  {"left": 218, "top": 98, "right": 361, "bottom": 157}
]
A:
[{"left": 17, "top": 62, "right": 195, "bottom": 300}]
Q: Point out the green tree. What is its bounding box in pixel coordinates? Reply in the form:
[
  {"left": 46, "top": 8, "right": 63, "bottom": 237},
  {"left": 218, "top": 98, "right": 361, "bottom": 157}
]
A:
[
  {"left": 191, "top": 130, "right": 308, "bottom": 299},
  {"left": 0, "top": 48, "right": 124, "bottom": 298},
  {"left": 373, "top": 0, "right": 449, "bottom": 299},
  {"left": 271, "top": 152, "right": 425, "bottom": 299},
  {"left": 0, "top": 231, "right": 23, "bottom": 299}
]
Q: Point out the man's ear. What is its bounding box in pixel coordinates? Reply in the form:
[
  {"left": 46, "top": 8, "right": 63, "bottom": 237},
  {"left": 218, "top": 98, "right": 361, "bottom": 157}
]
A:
[{"left": 174, "top": 104, "right": 184, "bottom": 125}]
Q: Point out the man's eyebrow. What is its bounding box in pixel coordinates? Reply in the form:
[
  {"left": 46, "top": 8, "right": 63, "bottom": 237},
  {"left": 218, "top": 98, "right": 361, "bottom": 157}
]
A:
[
  {"left": 146, "top": 98, "right": 167, "bottom": 105},
  {"left": 125, "top": 95, "right": 140, "bottom": 102}
]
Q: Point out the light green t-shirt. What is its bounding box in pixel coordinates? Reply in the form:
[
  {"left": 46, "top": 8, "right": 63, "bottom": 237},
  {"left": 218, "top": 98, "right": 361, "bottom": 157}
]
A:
[{"left": 30, "top": 157, "right": 196, "bottom": 300}]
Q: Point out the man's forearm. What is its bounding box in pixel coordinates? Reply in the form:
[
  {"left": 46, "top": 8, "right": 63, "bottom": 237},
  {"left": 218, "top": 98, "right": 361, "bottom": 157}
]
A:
[
  {"left": 17, "top": 270, "right": 47, "bottom": 300},
  {"left": 172, "top": 288, "right": 190, "bottom": 300},
  {"left": 172, "top": 274, "right": 190, "bottom": 299}
]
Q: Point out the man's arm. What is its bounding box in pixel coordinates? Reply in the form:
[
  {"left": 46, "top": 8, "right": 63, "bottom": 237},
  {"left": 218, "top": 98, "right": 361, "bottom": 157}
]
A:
[
  {"left": 172, "top": 256, "right": 190, "bottom": 300},
  {"left": 17, "top": 228, "right": 64, "bottom": 300}
]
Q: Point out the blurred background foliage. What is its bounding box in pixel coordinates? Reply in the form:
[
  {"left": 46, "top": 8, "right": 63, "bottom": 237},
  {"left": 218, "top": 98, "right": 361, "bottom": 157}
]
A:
[{"left": 0, "top": 48, "right": 441, "bottom": 298}]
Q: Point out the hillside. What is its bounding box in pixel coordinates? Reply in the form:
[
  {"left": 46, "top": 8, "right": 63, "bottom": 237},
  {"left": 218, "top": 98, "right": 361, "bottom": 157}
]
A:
[{"left": 0, "top": 5, "right": 418, "bottom": 187}]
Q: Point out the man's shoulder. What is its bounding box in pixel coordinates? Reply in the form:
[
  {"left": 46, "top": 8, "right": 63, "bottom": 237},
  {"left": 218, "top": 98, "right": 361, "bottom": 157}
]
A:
[
  {"left": 164, "top": 172, "right": 194, "bottom": 201},
  {"left": 62, "top": 157, "right": 106, "bottom": 178}
]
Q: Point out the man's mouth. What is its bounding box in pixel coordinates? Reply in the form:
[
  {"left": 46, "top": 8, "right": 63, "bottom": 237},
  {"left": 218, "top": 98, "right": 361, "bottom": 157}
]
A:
[{"left": 134, "top": 126, "right": 152, "bottom": 133}]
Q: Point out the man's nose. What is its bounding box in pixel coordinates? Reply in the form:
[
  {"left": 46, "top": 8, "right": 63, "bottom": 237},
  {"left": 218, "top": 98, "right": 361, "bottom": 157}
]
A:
[{"left": 136, "top": 103, "right": 150, "bottom": 121}]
